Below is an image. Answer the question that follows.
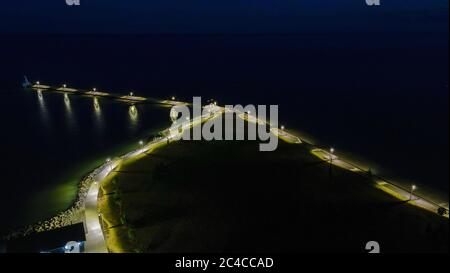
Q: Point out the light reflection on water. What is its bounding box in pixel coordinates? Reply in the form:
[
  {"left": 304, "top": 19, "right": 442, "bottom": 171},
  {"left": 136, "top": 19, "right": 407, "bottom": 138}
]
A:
[
  {"left": 0, "top": 89, "right": 171, "bottom": 231},
  {"left": 128, "top": 104, "right": 139, "bottom": 131},
  {"left": 37, "top": 90, "right": 50, "bottom": 128},
  {"left": 93, "top": 97, "right": 104, "bottom": 134},
  {"left": 64, "top": 93, "right": 77, "bottom": 132}
]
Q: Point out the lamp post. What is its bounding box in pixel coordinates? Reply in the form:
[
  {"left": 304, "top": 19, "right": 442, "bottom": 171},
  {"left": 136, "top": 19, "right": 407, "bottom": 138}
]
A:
[
  {"left": 409, "top": 184, "right": 417, "bottom": 200},
  {"left": 105, "top": 158, "right": 112, "bottom": 172},
  {"left": 329, "top": 147, "right": 335, "bottom": 182}
]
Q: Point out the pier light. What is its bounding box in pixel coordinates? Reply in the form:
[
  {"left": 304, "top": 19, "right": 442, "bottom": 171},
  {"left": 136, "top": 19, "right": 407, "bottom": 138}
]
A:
[
  {"left": 93, "top": 88, "right": 97, "bottom": 92},
  {"left": 330, "top": 147, "right": 335, "bottom": 154},
  {"left": 106, "top": 157, "right": 111, "bottom": 163},
  {"left": 281, "top": 125, "right": 285, "bottom": 130},
  {"left": 63, "top": 84, "right": 67, "bottom": 88},
  {"left": 36, "top": 81, "right": 40, "bottom": 85},
  {"left": 171, "top": 96, "right": 175, "bottom": 100},
  {"left": 409, "top": 184, "right": 417, "bottom": 200},
  {"left": 130, "top": 92, "right": 134, "bottom": 96},
  {"left": 139, "top": 140, "right": 144, "bottom": 146}
]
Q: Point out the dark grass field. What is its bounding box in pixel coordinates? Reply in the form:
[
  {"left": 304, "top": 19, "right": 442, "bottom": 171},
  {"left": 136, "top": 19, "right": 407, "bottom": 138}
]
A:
[{"left": 99, "top": 129, "right": 448, "bottom": 253}]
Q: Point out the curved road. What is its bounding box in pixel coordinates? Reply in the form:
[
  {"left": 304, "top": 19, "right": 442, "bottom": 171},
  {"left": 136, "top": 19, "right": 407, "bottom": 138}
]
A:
[
  {"left": 82, "top": 104, "right": 448, "bottom": 252},
  {"left": 83, "top": 105, "right": 223, "bottom": 252}
]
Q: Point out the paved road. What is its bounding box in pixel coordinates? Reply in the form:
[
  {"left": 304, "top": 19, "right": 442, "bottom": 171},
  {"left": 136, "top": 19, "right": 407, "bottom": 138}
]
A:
[
  {"left": 82, "top": 104, "right": 223, "bottom": 252},
  {"left": 235, "top": 111, "right": 448, "bottom": 218},
  {"left": 84, "top": 160, "right": 119, "bottom": 253},
  {"left": 310, "top": 149, "right": 448, "bottom": 218},
  {"left": 82, "top": 103, "right": 447, "bottom": 252}
]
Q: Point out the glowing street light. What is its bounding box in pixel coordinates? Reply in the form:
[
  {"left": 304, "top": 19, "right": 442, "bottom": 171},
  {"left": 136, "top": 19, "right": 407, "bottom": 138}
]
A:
[
  {"left": 63, "top": 84, "right": 67, "bottom": 88},
  {"left": 105, "top": 158, "right": 113, "bottom": 172},
  {"left": 329, "top": 147, "right": 335, "bottom": 162},
  {"left": 409, "top": 184, "right": 417, "bottom": 200},
  {"left": 139, "top": 140, "right": 144, "bottom": 147},
  {"left": 130, "top": 91, "right": 134, "bottom": 96},
  {"left": 281, "top": 125, "right": 285, "bottom": 130},
  {"left": 93, "top": 88, "right": 97, "bottom": 92},
  {"left": 329, "top": 147, "right": 335, "bottom": 182},
  {"left": 171, "top": 96, "right": 176, "bottom": 101},
  {"left": 36, "top": 81, "right": 40, "bottom": 85}
]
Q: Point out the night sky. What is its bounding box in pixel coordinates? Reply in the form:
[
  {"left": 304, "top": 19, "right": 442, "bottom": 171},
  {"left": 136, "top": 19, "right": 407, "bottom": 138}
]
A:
[{"left": 0, "top": 0, "right": 448, "bottom": 34}]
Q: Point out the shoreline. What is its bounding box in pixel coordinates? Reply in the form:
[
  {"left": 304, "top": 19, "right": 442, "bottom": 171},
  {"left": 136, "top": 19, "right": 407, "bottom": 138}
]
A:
[
  {"left": 4, "top": 106, "right": 448, "bottom": 244},
  {"left": 1, "top": 122, "right": 171, "bottom": 241},
  {"left": 2, "top": 163, "right": 106, "bottom": 241}
]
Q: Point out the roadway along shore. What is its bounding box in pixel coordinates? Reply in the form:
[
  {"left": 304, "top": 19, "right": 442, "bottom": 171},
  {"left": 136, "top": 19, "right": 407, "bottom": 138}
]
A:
[
  {"left": 80, "top": 105, "right": 450, "bottom": 252},
  {"left": 83, "top": 105, "right": 224, "bottom": 252}
]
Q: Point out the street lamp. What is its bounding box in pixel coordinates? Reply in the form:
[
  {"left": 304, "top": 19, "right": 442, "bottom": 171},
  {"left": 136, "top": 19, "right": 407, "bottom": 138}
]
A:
[
  {"left": 130, "top": 91, "right": 134, "bottom": 96},
  {"left": 36, "top": 81, "right": 40, "bottom": 85},
  {"left": 329, "top": 147, "right": 335, "bottom": 182},
  {"left": 281, "top": 125, "right": 285, "bottom": 130},
  {"left": 409, "top": 184, "right": 417, "bottom": 200},
  {"left": 329, "top": 147, "right": 335, "bottom": 161},
  {"left": 63, "top": 84, "right": 67, "bottom": 88},
  {"left": 171, "top": 96, "right": 175, "bottom": 101},
  {"left": 139, "top": 140, "right": 144, "bottom": 147},
  {"left": 93, "top": 88, "right": 97, "bottom": 92},
  {"left": 105, "top": 158, "right": 113, "bottom": 172}
]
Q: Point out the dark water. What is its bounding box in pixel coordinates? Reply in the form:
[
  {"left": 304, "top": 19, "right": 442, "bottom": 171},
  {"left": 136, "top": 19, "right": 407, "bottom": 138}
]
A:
[
  {"left": 0, "top": 88, "right": 171, "bottom": 232},
  {"left": 0, "top": 1, "right": 448, "bottom": 231}
]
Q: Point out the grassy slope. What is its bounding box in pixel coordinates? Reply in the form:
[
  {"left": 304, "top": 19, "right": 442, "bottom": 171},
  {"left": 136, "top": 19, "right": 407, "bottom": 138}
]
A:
[{"left": 98, "top": 129, "right": 448, "bottom": 253}]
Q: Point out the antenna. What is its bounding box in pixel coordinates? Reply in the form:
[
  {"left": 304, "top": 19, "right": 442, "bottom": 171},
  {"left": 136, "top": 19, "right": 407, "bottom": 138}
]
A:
[{"left": 22, "top": 75, "right": 32, "bottom": 88}]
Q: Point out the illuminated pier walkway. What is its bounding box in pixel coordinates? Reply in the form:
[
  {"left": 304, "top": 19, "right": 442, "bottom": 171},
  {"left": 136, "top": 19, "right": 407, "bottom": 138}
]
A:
[{"left": 26, "top": 80, "right": 186, "bottom": 106}]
